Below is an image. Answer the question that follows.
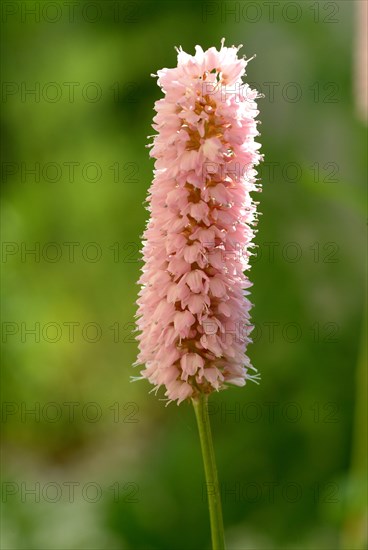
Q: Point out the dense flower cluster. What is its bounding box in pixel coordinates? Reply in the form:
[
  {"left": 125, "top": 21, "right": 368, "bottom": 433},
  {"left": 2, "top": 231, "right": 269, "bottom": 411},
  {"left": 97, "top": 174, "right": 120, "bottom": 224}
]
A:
[{"left": 135, "top": 41, "right": 262, "bottom": 404}]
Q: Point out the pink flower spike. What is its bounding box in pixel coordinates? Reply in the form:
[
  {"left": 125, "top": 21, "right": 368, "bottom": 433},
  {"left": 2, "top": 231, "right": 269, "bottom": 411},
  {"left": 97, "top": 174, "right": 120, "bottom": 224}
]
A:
[{"left": 135, "top": 41, "right": 262, "bottom": 404}]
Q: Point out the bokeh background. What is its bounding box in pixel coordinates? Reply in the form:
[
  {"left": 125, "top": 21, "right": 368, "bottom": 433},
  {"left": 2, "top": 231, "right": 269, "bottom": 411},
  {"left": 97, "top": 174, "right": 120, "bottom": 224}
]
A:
[{"left": 1, "top": 1, "right": 367, "bottom": 549}]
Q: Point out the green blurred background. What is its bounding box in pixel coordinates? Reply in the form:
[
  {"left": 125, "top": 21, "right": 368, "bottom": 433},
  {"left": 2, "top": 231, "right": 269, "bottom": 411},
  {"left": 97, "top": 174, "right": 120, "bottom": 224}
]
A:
[{"left": 1, "top": 1, "right": 366, "bottom": 549}]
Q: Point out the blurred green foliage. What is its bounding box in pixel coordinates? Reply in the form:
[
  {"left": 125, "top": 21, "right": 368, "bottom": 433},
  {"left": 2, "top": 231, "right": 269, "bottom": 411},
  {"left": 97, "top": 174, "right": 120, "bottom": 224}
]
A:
[{"left": 1, "top": 1, "right": 366, "bottom": 549}]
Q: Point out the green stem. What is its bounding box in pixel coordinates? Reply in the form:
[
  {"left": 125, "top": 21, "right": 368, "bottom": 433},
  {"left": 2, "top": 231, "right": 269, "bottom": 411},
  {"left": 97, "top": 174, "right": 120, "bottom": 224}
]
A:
[
  {"left": 192, "top": 393, "right": 226, "bottom": 550},
  {"left": 341, "top": 306, "right": 367, "bottom": 549}
]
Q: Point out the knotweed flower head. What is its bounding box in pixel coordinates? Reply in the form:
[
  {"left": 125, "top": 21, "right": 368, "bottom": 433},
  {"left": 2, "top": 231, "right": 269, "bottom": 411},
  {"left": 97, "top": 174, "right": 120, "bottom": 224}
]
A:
[{"left": 135, "top": 40, "right": 262, "bottom": 404}]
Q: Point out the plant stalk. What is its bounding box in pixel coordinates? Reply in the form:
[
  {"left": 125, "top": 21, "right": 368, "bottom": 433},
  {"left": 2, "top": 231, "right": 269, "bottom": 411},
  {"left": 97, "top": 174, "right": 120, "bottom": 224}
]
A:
[{"left": 192, "top": 393, "right": 226, "bottom": 550}]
